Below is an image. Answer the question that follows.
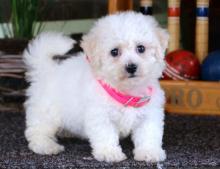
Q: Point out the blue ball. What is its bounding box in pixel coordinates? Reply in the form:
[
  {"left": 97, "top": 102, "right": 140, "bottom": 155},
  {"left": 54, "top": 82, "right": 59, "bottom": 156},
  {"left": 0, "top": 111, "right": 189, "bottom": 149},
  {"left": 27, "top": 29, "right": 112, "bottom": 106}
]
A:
[{"left": 201, "top": 50, "right": 220, "bottom": 81}]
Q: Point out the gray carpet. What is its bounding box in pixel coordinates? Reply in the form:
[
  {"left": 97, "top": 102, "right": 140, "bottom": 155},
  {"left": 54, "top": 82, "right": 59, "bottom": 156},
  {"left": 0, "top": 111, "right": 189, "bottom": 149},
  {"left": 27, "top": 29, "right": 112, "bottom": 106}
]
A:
[{"left": 0, "top": 112, "right": 220, "bottom": 169}]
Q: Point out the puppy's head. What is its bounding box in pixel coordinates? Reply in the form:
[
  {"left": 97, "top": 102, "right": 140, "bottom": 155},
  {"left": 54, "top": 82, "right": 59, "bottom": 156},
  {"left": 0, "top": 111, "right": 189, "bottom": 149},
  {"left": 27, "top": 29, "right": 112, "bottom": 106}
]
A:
[{"left": 81, "top": 12, "right": 169, "bottom": 92}]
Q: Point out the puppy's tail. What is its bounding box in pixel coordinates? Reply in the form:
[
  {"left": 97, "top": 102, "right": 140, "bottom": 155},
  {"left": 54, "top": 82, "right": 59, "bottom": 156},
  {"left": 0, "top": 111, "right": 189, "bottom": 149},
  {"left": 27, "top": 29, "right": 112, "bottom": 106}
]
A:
[{"left": 23, "top": 32, "right": 75, "bottom": 80}]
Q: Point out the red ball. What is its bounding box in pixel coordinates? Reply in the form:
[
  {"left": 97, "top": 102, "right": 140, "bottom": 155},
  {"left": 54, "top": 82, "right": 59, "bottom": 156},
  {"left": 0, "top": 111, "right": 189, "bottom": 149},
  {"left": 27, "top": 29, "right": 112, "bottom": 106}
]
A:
[{"left": 163, "top": 50, "right": 200, "bottom": 80}]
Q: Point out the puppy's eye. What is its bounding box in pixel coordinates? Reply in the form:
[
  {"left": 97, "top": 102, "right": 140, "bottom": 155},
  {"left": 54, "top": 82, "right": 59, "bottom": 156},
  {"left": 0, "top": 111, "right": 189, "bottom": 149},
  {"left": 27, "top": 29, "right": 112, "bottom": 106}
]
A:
[
  {"left": 136, "top": 45, "right": 145, "bottom": 54},
  {"left": 110, "top": 48, "right": 119, "bottom": 57}
]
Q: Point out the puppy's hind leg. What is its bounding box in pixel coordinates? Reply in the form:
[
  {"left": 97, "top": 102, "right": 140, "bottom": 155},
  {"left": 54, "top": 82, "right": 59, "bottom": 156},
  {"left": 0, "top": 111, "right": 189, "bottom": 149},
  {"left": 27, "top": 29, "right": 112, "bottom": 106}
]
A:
[{"left": 25, "top": 105, "right": 64, "bottom": 155}]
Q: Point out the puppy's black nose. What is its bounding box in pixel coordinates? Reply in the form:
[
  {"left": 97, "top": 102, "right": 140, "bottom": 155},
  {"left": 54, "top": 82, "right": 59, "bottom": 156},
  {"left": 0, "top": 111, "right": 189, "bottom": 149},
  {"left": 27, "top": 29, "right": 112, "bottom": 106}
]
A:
[{"left": 125, "top": 63, "right": 137, "bottom": 74}]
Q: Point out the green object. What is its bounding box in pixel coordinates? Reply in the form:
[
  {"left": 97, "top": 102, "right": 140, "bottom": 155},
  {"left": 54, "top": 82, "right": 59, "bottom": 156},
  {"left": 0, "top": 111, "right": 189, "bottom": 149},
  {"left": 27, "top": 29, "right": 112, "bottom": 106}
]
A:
[
  {"left": 0, "top": 0, "right": 53, "bottom": 39},
  {"left": 10, "top": 0, "right": 45, "bottom": 39}
]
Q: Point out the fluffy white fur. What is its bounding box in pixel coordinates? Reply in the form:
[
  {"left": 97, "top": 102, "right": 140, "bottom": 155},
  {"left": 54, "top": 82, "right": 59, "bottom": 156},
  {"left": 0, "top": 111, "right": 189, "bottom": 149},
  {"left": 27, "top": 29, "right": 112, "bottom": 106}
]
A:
[{"left": 24, "top": 11, "right": 169, "bottom": 163}]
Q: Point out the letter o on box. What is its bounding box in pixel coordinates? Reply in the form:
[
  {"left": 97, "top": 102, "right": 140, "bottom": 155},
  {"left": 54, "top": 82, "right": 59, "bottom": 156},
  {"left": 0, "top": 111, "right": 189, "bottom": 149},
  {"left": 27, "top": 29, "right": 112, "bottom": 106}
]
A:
[{"left": 187, "top": 89, "right": 202, "bottom": 108}]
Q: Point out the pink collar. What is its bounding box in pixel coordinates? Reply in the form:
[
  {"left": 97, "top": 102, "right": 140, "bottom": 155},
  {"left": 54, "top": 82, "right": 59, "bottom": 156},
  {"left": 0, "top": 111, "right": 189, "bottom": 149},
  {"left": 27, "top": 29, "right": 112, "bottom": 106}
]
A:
[{"left": 98, "top": 80, "right": 153, "bottom": 107}]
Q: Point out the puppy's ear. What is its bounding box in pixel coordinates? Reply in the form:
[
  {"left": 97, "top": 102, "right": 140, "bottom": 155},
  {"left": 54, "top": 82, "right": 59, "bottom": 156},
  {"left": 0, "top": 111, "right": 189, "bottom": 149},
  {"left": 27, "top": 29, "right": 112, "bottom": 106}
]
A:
[
  {"left": 157, "top": 27, "right": 169, "bottom": 53},
  {"left": 80, "top": 33, "right": 96, "bottom": 59},
  {"left": 80, "top": 33, "right": 102, "bottom": 70},
  {"left": 156, "top": 27, "right": 169, "bottom": 59}
]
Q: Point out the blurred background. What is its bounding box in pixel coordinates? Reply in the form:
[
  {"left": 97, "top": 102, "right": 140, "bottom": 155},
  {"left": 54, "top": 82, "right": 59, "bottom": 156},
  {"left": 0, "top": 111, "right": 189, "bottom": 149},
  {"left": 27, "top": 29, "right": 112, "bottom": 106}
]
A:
[
  {"left": 0, "top": 0, "right": 167, "bottom": 55},
  {"left": 0, "top": 0, "right": 220, "bottom": 53}
]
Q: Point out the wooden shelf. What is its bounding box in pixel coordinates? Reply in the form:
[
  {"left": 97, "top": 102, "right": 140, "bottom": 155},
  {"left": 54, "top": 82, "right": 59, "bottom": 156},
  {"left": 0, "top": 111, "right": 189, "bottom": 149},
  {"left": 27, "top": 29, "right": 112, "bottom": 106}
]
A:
[{"left": 161, "top": 80, "right": 220, "bottom": 115}]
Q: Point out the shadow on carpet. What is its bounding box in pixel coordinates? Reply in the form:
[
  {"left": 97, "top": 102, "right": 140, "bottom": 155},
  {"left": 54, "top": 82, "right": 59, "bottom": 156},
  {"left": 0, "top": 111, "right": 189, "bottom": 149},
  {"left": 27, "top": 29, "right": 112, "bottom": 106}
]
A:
[{"left": 0, "top": 112, "right": 219, "bottom": 169}]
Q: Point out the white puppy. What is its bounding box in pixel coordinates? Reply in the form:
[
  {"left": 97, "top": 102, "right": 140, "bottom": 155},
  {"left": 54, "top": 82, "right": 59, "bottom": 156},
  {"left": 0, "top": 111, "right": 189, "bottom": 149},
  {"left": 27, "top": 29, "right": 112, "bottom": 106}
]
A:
[{"left": 24, "top": 11, "right": 169, "bottom": 163}]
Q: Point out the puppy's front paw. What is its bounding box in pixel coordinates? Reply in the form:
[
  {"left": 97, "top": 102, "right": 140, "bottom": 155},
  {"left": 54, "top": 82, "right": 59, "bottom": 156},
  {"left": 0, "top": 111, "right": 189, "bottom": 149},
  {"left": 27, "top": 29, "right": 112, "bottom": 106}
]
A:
[
  {"left": 28, "top": 138, "right": 64, "bottom": 155},
  {"left": 93, "top": 146, "right": 127, "bottom": 163},
  {"left": 133, "top": 147, "right": 166, "bottom": 163}
]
